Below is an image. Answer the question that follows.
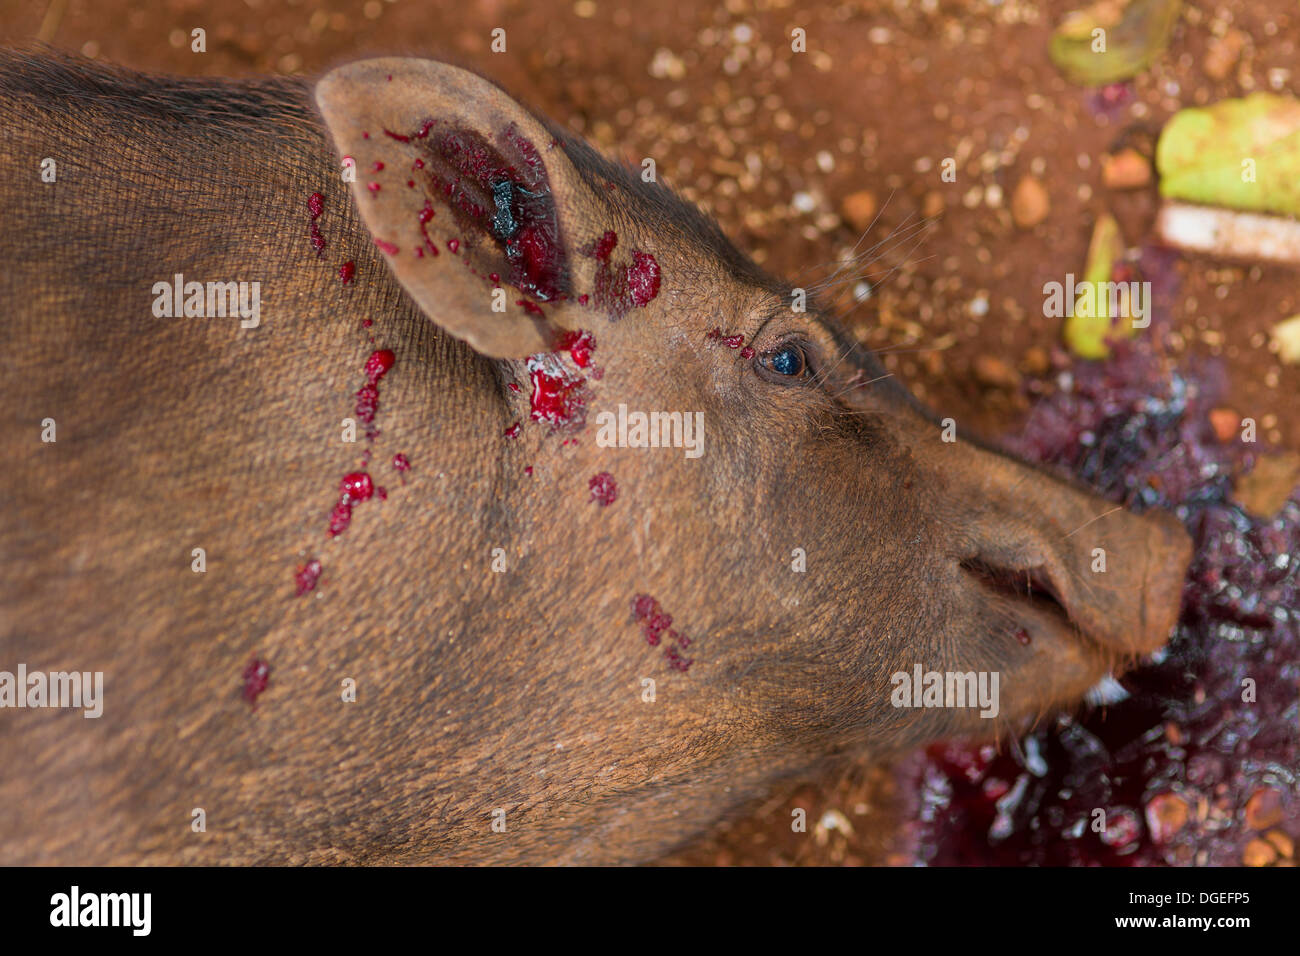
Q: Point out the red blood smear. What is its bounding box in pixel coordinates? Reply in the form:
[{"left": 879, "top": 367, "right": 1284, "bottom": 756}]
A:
[
  {"left": 723, "top": 335, "right": 743, "bottom": 349},
  {"left": 588, "top": 471, "right": 617, "bottom": 506},
  {"left": 242, "top": 658, "right": 270, "bottom": 706},
  {"left": 294, "top": 559, "right": 322, "bottom": 597},
  {"left": 706, "top": 328, "right": 722, "bottom": 341},
  {"left": 489, "top": 272, "right": 501, "bottom": 284},
  {"left": 392, "top": 453, "right": 411, "bottom": 472},
  {"left": 362, "top": 318, "right": 373, "bottom": 329},
  {"left": 365, "top": 349, "right": 396, "bottom": 383},
  {"left": 328, "top": 499, "right": 353, "bottom": 536},
  {"left": 631, "top": 594, "right": 695, "bottom": 670},
  {"left": 627, "top": 251, "right": 661, "bottom": 306},
  {"left": 355, "top": 384, "right": 378, "bottom": 424},
  {"left": 585, "top": 232, "right": 662, "bottom": 318},
  {"left": 376, "top": 486, "right": 388, "bottom": 501},
  {"left": 590, "top": 230, "right": 618, "bottom": 261},
  {"left": 556, "top": 329, "right": 595, "bottom": 368},
  {"left": 517, "top": 299, "right": 543, "bottom": 316},
  {"left": 527, "top": 359, "right": 586, "bottom": 430},
  {"left": 524, "top": 465, "right": 534, "bottom": 476},
  {"left": 339, "top": 261, "right": 356, "bottom": 285},
  {"left": 340, "top": 471, "right": 374, "bottom": 502},
  {"left": 413, "top": 158, "right": 425, "bottom": 170},
  {"left": 367, "top": 182, "right": 382, "bottom": 194},
  {"left": 308, "top": 192, "right": 327, "bottom": 257},
  {"left": 374, "top": 238, "right": 399, "bottom": 256},
  {"left": 504, "top": 421, "right": 522, "bottom": 439},
  {"left": 507, "top": 382, "right": 521, "bottom": 393},
  {"left": 902, "top": 253, "right": 1300, "bottom": 866},
  {"left": 417, "top": 202, "right": 439, "bottom": 256},
  {"left": 739, "top": 346, "right": 755, "bottom": 359}
]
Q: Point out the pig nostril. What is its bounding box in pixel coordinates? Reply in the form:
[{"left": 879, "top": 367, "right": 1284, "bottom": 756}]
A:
[{"left": 959, "top": 558, "right": 1071, "bottom": 627}]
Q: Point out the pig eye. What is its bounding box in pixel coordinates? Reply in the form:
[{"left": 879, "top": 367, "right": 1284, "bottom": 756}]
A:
[{"left": 760, "top": 342, "right": 808, "bottom": 379}]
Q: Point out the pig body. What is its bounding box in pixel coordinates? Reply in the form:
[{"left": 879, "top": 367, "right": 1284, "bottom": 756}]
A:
[{"left": 0, "top": 52, "right": 1191, "bottom": 865}]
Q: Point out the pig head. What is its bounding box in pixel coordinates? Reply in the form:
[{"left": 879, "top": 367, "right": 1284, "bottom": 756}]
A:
[{"left": 0, "top": 53, "right": 1191, "bottom": 864}]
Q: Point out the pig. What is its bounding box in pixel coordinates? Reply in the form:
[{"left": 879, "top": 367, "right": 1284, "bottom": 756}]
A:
[{"left": 0, "top": 51, "right": 1192, "bottom": 865}]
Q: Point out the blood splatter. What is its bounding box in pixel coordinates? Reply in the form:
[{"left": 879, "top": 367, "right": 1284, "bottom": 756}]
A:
[
  {"left": 504, "top": 421, "right": 522, "bottom": 439},
  {"left": 516, "top": 299, "right": 543, "bottom": 316},
  {"left": 447, "top": 238, "right": 460, "bottom": 254},
  {"left": 588, "top": 471, "right": 617, "bottom": 506},
  {"left": 327, "top": 471, "right": 376, "bottom": 537},
  {"left": 631, "top": 594, "right": 694, "bottom": 671},
  {"left": 294, "top": 559, "right": 322, "bottom": 597},
  {"left": 374, "top": 238, "right": 399, "bottom": 256},
  {"left": 307, "top": 192, "right": 327, "bottom": 257},
  {"left": 556, "top": 329, "right": 595, "bottom": 368},
  {"left": 393, "top": 453, "right": 411, "bottom": 473},
  {"left": 527, "top": 357, "right": 586, "bottom": 430},
  {"left": 627, "top": 251, "right": 661, "bottom": 306},
  {"left": 364, "top": 349, "right": 395, "bottom": 383},
  {"left": 584, "top": 230, "right": 661, "bottom": 318},
  {"left": 339, "top": 261, "right": 356, "bottom": 285},
  {"left": 242, "top": 658, "right": 270, "bottom": 706},
  {"left": 367, "top": 182, "right": 382, "bottom": 194}
]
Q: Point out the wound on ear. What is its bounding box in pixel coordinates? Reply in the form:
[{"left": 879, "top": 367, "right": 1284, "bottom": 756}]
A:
[{"left": 413, "top": 121, "right": 568, "bottom": 302}]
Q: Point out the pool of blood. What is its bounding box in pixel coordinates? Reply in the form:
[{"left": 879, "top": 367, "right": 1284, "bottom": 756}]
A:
[
  {"left": 412, "top": 122, "right": 568, "bottom": 303},
  {"left": 584, "top": 230, "right": 661, "bottom": 319},
  {"left": 632, "top": 594, "right": 694, "bottom": 672},
  {"left": 900, "top": 309, "right": 1299, "bottom": 865}
]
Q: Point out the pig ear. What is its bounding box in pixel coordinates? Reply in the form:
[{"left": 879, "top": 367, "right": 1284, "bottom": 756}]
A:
[{"left": 315, "top": 58, "right": 592, "bottom": 358}]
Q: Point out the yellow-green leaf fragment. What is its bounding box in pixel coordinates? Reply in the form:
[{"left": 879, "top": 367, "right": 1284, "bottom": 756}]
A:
[
  {"left": 1064, "top": 214, "right": 1141, "bottom": 359},
  {"left": 1156, "top": 93, "right": 1300, "bottom": 217},
  {"left": 1049, "top": 0, "right": 1182, "bottom": 87}
]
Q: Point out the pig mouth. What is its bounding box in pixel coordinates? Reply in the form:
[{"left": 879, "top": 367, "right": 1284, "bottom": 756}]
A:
[{"left": 958, "top": 557, "right": 1078, "bottom": 643}]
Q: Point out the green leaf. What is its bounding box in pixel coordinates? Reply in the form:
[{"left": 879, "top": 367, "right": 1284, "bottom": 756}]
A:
[
  {"left": 1156, "top": 93, "right": 1300, "bottom": 217},
  {"left": 1064, "top": 214, "right": 1139, "bottom": 359},
  {"left": 1049, "top": 0, "right": 1182, "bottom": 87}
]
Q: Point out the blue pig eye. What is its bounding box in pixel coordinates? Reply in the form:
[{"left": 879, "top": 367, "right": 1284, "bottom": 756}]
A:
[{"left": 764, "top": 343, "right": 806, "bottom": 378}]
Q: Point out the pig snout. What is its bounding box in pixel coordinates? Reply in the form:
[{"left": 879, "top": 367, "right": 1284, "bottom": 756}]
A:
[{"left": 942, "top": 438, "right": 1193, "bottom": 659}]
